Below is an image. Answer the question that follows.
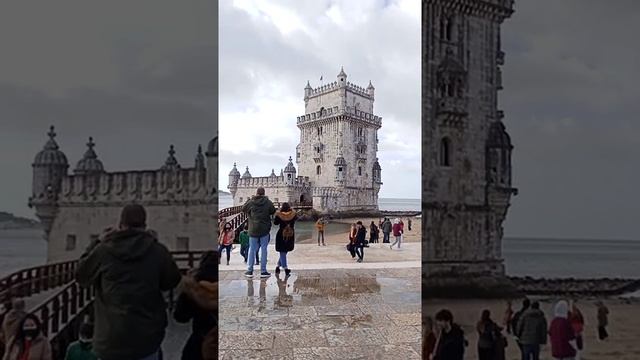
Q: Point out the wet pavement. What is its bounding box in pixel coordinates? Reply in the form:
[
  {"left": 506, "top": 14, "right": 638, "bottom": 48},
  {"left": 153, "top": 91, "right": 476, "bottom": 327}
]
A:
[{"left": 219, "top": 268, "right": 421, "bottom": 360}]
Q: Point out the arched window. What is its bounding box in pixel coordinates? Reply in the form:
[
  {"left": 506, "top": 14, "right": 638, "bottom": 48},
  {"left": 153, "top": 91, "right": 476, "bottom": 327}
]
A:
[
  {"left": 358, "top": 166, "right": 362, "bottom": 176},
  {"left": 440, "top": 138, "right": 451, "bottom": 167},
  {"left": 446, "top": 17, "right": 453, "bottom": 41},
  {"left": 316, "top": 165, "right": 321, "bottom": 175}
]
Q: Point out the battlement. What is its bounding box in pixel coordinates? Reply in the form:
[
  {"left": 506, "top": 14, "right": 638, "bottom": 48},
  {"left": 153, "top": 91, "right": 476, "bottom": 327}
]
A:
[
  {"left": 234, "top": 174, "right": 312, "bottom": 189},
  {"left": 297, "top": 106, "right": 382, "bottom": 127},
  {"left": 307, "top": 81, "right": 373, "bottom": 100},
  {"left": 57, "top": 167, "right": 209, "bottom": 205}
]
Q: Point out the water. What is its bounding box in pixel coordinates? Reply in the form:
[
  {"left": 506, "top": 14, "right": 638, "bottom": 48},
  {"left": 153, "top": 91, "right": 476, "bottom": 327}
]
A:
[
  {"left": 504, "top": 237, "right": 640, "bottom": 279},
  {"left": 218, "top": 193, "right": 420, "bottom": 212},
  {"left": 0, "top": 229, "right": 47, "bottom": 277}
]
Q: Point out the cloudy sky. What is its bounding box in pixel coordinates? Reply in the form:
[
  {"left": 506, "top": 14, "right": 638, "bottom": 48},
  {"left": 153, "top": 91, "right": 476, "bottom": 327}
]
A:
[
  {"left": 0, "top": 0, "right": 216, "bottom": 219},
  {"left": 501, "top": 0, "right": 640, "bottom": 240},
  {"left": 218, "top": 0, "right": 421, "bottom": 200}
]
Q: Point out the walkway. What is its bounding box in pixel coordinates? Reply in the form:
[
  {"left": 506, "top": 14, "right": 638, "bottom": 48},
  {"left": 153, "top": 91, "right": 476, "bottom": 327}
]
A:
[{"left": 219, "top": 245, "right": 422, "bottom": 360}]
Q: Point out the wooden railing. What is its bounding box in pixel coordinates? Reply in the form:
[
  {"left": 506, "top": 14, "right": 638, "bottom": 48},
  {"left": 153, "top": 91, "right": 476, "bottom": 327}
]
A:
[{"left": 0, "top": 260, "right": 77, "bottom": 305}]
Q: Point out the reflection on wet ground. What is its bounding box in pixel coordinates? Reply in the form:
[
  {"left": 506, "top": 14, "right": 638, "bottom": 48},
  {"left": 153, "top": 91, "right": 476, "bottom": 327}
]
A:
[{"left": 219, "top": 268, "right": 421, "bottom": 360}]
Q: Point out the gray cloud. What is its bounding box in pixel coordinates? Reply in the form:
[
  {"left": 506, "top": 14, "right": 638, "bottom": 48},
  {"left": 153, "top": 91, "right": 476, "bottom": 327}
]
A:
[{"left": 501, "top": 0, "right": 640, "bottom": 239}]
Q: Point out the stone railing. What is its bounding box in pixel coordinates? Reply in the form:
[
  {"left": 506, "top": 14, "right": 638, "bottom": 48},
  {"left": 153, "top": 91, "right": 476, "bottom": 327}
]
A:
[{"left": 297, "top": 106, "right": 381, "bottom": 127}]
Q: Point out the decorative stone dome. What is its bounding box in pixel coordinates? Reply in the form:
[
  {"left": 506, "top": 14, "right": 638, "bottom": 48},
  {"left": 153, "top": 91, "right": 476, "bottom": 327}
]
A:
[
  {"left": 206, "top": 136, "right": 217, "bottom": 157},
  {"left": 229, "top": 163, "right": 241, "bottom": 177},
  {"left": 33, "top": 126, "right": 68, "bottom": 167},
  {"left": 162, "top": 145, "right": 181, "bottom": 170},
  {"left": 487, "top": 121, "right": 513, "bottom": 149},
  {"left": 283, "top": 156, "right": 296, "bottom": 173},
  {"left": 334, "top": 155, "right": 347, "bottom": 167},
  {"left": 242, "top": 166, "right": 252, "bottom": 178},
  {"left": 74, "top": 137, "right": 104, "bottom": 174},
  {"left": 337, "top": 66, "right": 347, "bottom": 78},
  {"left": 270, "top": 169, "right": 277, "bottom": 178}
]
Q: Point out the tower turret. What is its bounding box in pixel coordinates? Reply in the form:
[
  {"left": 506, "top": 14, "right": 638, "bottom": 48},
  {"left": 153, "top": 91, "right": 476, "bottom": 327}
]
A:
[
  {"left": 74, "top": 137, "right": 104, "bottom": 175},
  {"left": 242, "top": 166, "right": 252, "bottom": 179},
  {"left": 283, "top": 156, "right": 296, "bottom": 185},
  {"left": 227, "top": 163, "right": 241, "bottom": 197},
  {"left": 304, "top": 81, "right": 312, "bottom": 99},
  {"left": 367, "top": 80, "right": 375, "bottom": 98},
  {"left": 195, "top": 144, "right": 205, "bottom": 171},
  {"left": 205, "top": 137, "right": 217, "bottom": 195},
  {"left": 337, "top": 66, "right": 347, "bottom": 87},
  {"left": 161, "top": 145, "right": 180, "bottom": 171},
  {"left": 29, "top": 125, "right": 69, "bottom": 238},
  {"left": 372, "top": 158, "right": 382, "bottom": 186}
]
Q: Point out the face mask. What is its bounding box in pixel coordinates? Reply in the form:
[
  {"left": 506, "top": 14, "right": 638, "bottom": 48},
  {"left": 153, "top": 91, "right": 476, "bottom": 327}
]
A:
[
  {"left": 79, "top": 337, "right": 92, "bottom": 344},
  {"left": 23, "top": 329, "right": 38, "bottom": 339}
]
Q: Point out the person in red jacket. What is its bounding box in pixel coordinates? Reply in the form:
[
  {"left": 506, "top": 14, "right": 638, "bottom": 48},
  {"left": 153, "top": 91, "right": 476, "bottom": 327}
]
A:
[
  {"left": 390, "top": 218, "right": 403, "bottom": 249},
  {"left": 568, "top": 299, "right": 585, "bottom": 355},
  {"left": 548, "top": 300, "right": 576, "bottom": 360}
]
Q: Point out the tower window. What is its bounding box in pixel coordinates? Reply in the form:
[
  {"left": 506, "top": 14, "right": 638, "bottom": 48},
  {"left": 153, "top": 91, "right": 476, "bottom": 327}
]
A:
[
  {"left": 358, "top": 128, "right": 363, "bottom": 137},
  {"left": 176, "top": 237, "right": 190, "bottom": 251},
  {"left": 316, "top": 165, "right": 321, "bottom": 175},
  {"left": 440, "top": 138, "right": 451, "bottom": 167},
  {"left": 66, "top": 235, "right": 76, "bottom": 251},
  {"left": 358, "top": 167, "right": 362, "bottom": 176},
  {"left": 338, "top": 167, "right": 343, "bottom": 172},
  {"left": 446, "top": 17, "right": 453, "bottom": 41}
]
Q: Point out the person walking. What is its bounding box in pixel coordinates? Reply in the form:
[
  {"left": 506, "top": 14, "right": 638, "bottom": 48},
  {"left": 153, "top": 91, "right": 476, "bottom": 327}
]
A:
[
  {"left": 239, "top": 225, "right": 250, "bottom": 263},
  {"left": 274, "top": 202, "right": 297, "bottom": 276},
  {"left": 511, "top": 298, "right": 531, "bottom": 354},
  {"left": 381, "top": 217, "right": 392, "bottom": 243},
  {"left": 549, "top": 300, "right": 576, "bottom": 360},
  {"left": 173, "top": 251, "right": 218, "bottom": 360},
  {"left": 423, "top": 316, "right": 437, "bottom": 360},
  {"left": 3, "top": 314, "right": 51, "bottom": 360},
  {"left": 503, "top": 300, "right": 514, "bottom": 334},
  {"left": 354, "top": 221, "right": 367, "bottom": 263},
  {"left": 1, "top": 298, "right": 27, "bottom": 350},
  {"left": 75, "top": 204, "right": 182, "bottom": 360},
  {"left": 63, "top": 322, "right": 97, "bottom": 360},
  {"left": 369, "top": 221, "right": 379, "bottom": 244},
  {"left": 596, "top": 301, "right": 609, "bottom": 341},
  {"left": 390, "top": 218, "right": 403, "bottom": 249},
  {"left": 408, "top": 218, "right": 412, "bottom": 231},
  {"left": 476, "top": 309, "right": 500, "bottom": 360},
  {"left": 568, "top": 300, "right": 584, "bottom": 358},
  {"left": 516, "top": 301, "right": 547, "bottom": 360},
  {"left": 243, "top": 187, "right": 276, "bottom": 278},
  {"left": 315, "top": 217, "right": 326, "bottom": 246},
  {"left": 218, "top": 222, "right": 234, "bottom": 265},
  {"left": 347, "top": 223, "right": 358, "bottom": 259},
  {"left": 432, "top": 309, "right": 465, "bottom": 360}
]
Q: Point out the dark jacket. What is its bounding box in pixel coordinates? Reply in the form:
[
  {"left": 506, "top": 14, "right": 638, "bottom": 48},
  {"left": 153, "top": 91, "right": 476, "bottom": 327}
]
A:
[
  {"left": 64, "top": 340, "right": 98, "bottom": 360},
  {"left": 354, "top": 227, "right": 367, "bottom": 246},
  {"left": 242, "top": 195, "right": 276, "bottom": 237},
  {"left": 381, "top": 219, "right": 392, "bottom": 233},
  {"left": 516, "top": 308, "right": 548, "bottom": 345},
  {"left": 173, "top": 275, "right": 217, "bottom": 360},
  {"left": 274, "top": 210, "right": 297, "bottom": 253},
  {"left": 75, "top": 229, "right": 182, "bottom": 360},
  {"left": 433, "top": 324, "right": 465, "bottom": 360}
]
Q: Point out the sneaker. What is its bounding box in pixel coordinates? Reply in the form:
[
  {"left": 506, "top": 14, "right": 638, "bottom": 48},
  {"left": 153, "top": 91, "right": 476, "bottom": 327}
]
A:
[
  {"left": 357, "top": 259, "right": 363, "bottom": 263},
  {"left": 244, "top": 271, "right": 253, "bottom": 277},
  {"left": 322, "top": 243, "right": 326, "bottom": 246},
  {"left": 285, "top": 268, "right": 291, "bottom": 276},
  {"left": 226, "top": 261, "right": 230, "bottom": 265},
  {"left": 260, "top": 272, "right": 271, "bottom": 278},
  {"left": 389, "top": 245, "right": 393, "bottom": 250},
  {"left": 275, "top": 266, "right": 280, "bottom": 274}
]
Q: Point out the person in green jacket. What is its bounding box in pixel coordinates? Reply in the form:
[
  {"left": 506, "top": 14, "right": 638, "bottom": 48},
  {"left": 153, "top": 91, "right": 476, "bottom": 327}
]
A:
[
  {"left": 243, "top": 187, "right": 276, "bottom": 278},
  {"left": 75, "top": 204, "right": 182, "bottom": 360},
  {"left": 64, "top": 322, "right": 97, "bottom": 360},
  {"left": 239, "top": 225, "right": 250, "bottom": 263}
]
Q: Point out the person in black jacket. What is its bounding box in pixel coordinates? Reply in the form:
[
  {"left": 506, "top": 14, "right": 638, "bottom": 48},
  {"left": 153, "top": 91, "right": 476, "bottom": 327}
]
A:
[
  {"left": 354, "top": 221, "right": 367, "bottom": 263},
  {"left": 173, "top": 251, "right": 218, "bottom": 360},
  {"left": 274, "top": 202, "right": 297, "bottom": 276},
  {"left": 433, "top": 309, "right": 465, "bottom": 360}
]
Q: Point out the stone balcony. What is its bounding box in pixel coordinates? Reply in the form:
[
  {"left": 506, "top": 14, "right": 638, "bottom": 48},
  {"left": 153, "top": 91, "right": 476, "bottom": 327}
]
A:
[{"left": 435, "top": 97, "right": 468, "bottom": 117}]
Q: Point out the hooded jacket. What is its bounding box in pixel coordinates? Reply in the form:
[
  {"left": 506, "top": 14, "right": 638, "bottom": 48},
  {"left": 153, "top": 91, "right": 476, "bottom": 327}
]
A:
[
  {"left": 75, "top": 229, "right": 182, "bottom": 360},
  {"left": 1, "top": 309, "right": 26, "bottom": 346},
  {"left": 173, "top": 275, "right": 217, "bottom": 360},
  {"left": 3, "top": 334, "right": 52, "bottom": 360},
  {"left": 381, "top": 219, "right": 392, "bottom": 233},
  {"left": 549, "top": 301, "right": 576, "bottom": 358},
  {"left": 516, "top": 308, "right": 548, "bottom": 345},
  {"left": 274, "top": 210, "right": 297, "bottom": 252},
  {"left": 242, "top": 195, "right": 276, "bottom": 237}
]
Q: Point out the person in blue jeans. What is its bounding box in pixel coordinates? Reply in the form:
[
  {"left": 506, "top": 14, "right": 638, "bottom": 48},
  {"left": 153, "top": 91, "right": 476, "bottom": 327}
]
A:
[
  {"left": 242, "top": 187, "right": 276, "bottom": 278},
  {"left": 274, "top": 202, "right": 297, "bottom": 275}
]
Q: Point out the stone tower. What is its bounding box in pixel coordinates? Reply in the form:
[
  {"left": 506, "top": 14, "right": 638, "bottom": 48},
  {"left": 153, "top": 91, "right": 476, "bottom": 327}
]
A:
[
  {"left": 297, "top": 67, "right": 382, "bottom": 212},
  {"left": 205, "top": 136, "right": 218, "bottom": 196},
  {"left": 423, "top": 0, "right": 518, "bottom": 296}
]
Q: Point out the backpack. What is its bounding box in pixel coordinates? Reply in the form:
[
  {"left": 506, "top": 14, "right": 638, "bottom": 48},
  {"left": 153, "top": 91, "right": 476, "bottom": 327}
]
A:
[{"left": 282, "top": 223, "right": 294, "bottom": 240}]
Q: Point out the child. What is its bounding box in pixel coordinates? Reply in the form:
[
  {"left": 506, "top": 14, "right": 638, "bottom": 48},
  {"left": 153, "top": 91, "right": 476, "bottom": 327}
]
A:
[
  {"left": 239, "top": 225, "right": 250, "bottom": 263},
  {"left": 64, "top": 322, "right": 97, "bottom": 360},
  {"left": 218, "top": 222, "right": 234, "bottom": 265}
]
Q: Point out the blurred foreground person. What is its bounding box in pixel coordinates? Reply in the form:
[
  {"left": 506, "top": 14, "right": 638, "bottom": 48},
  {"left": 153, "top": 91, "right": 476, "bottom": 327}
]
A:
[
  {"left": 596, "top": 301, "right": 609, "bottom": 341},
  {"left": 3, "top": 314, "right": 51, "bottom": 360},
  {"left": 174, "top": 251, "right": 218, "bottom": 360},
  {"left": 1, "top": 298, "right": 27, "bottom": 350},
  {"left": 64, "top": 322, "right": 97, "bottom": 360},
  {"left": 432, "top": 309, "right": 465, "bottom": 360},
  {"left": 76, "top": 204, "right": 182, "bottom": 360},
  {"left": 423, "top": 316, "right": 437, "bottom": 360}
]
